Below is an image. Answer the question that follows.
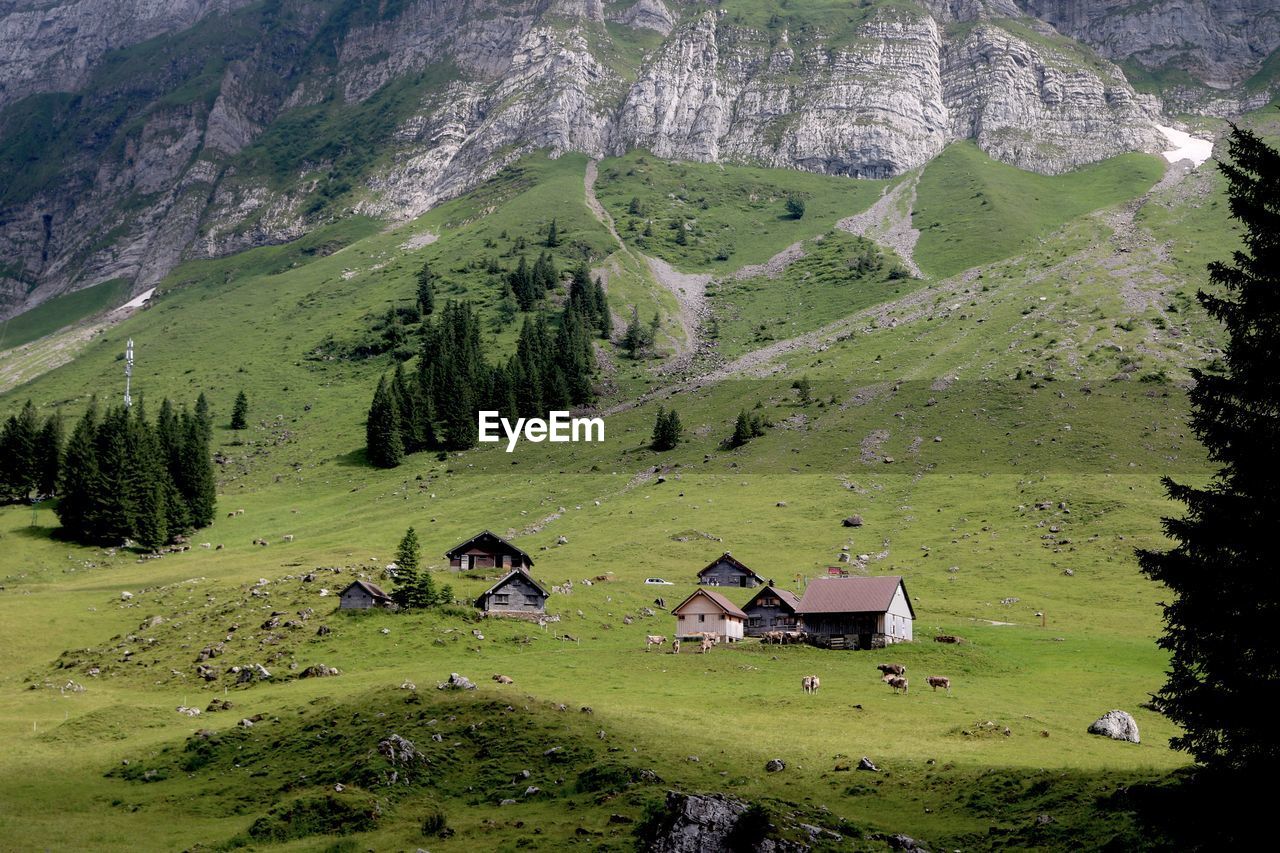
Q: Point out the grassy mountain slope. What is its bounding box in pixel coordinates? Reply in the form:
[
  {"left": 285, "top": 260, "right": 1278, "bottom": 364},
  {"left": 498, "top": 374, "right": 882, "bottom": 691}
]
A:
[{"left": 0, "top": 117, "right": 1257, "bottom": 848}]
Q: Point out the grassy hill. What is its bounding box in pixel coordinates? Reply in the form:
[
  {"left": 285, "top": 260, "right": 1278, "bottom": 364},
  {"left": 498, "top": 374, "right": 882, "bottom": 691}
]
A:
[{"left": 0, "top": 106, "right": 1262, "bottom": 848}]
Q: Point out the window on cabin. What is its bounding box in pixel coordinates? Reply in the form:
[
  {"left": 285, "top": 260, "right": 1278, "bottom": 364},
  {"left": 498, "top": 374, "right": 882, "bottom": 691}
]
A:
[
  {"left": 698, "top": 614, "right": 705, "bottom": 623},
  {"left": 492, "top": 593, "right": 509, "bottom": 604}
]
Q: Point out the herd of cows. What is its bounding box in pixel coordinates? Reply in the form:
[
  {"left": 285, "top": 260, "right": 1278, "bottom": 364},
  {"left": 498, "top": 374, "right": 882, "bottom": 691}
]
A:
[{"left": 640, "top": 634, "right": 955, "bottom": 697}]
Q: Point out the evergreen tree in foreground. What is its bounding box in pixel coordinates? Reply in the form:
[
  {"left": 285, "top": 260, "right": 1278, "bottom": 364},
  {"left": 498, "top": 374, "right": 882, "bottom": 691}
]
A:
[
  {"left": 1137, "top": 124, "right": 1280, "bottom": 777},
  {"left": 416, "top": 259, "right": 436, "bottom": 316},
  {"left": 230, "top": 390, "right": 249, "bottom": 430}
]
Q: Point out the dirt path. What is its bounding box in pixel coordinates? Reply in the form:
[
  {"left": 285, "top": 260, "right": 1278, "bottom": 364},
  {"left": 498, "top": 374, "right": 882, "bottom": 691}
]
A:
[
  {"left": 836, "top": 172, "right": 923, "bottom": 278},
  {"left": 585, "top": 160, "right": 710, "bottom": 371}
]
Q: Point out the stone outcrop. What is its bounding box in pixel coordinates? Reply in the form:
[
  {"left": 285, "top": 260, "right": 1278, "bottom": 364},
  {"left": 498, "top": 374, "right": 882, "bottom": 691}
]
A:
[
  {"left": 1088, "top": 709, "right": 1140, "bottom": 743},
  {"left": 0, "top": 0, "right": 1240, "bottom": 318}
]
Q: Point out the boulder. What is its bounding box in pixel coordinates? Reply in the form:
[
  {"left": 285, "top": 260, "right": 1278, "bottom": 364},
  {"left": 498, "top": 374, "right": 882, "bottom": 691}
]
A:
[
  {"left": 1088, "top": 710, "right": 1140, "bottom": 743},
  {"left": 842, "top": 515, "right": 864, "bottom": 528},
  {"left": 300, "top": 664, "right": 340, "bottom": 678},
  {"left": 378, "top": 733, "right": 420, "bottom": 765},
  {"left": 438, "top": 672, "right": 476, "bottom": 690}
]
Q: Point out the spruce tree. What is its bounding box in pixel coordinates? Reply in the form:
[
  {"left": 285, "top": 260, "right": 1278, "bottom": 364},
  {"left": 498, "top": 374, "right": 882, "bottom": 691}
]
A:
[
  {"left": 729, "top": 410, "right": 753, "bottom": 448},
  {"left": 194, "top": 392, "right": 212, "bottom": 442},
  {"left": 230, "top": 390, "right": 249, "bottom": 430},
  {"left": 365, "top": 376, "right": 405, "bottom": 468},
  {"left": 56, "top": 402, "right": 99, "bottom": 537},
  {"left": 392, "top": 526, "right": 423, "bottom": 608},
  {"left": 0, "top": 400, "right": 41, "bottom": 501},
  {"left": 1137, "top": 125, "right": 1280, "bottom": 777},
  {"left": 546, "top": 218, "right": 560, "bottom": 248},
  {"left": 623, "top": 307, "right": 646, "bottom": 359},
  {"left": 180, "top": 410, "right": 217, "bottom": 528},
  {"left": 593, "top": 276, "right": 612, "bottom": 338},
  {"left": 416, "top": 259, "right": 436, "bottom": 316},
  {"left": 651, "top": 406, "right": 682, "bottom": 451},
  {"left": 36, "top": 412, "right": 63, "bottom": 497}
]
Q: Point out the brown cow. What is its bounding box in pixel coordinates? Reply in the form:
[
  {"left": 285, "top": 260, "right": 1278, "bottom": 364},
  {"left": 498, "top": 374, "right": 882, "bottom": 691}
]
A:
[
  {"left": 802, "top": 675, "right": 821, "bottom": 694},
  {"left": 671, "top": 639, "right": 681, "bottom": 654},
  {"left": 926, "top": 675, "right": 951, "bottom": 694},
  {"left": 645, "top": 635, "right": 666, "bottom": 652},
  {"left": 492, "top": 674, "right": 514, "bottom": 684},
  {"left": 877, "top": 663, "right": 906, "bottom": 677},
  {"left": 698, "top": 636, "right": 715, "bottom": 654},
  {"left": 887, "top": 676, "right": 909, "bottom": 694}
]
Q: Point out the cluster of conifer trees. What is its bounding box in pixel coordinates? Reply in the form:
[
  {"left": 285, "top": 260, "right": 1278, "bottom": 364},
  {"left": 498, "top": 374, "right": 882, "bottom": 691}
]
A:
[
  {"left": 365, "top": 261, "right": 610, "bottom": 467},
  {"left": 0, "top": 401, "right": 63, "bottom": 503},
  {"left": 52, "top": 396, "right": 217, "bottom": 549}
]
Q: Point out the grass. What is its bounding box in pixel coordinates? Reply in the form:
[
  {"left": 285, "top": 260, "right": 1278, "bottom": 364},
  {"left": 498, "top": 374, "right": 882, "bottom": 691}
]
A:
[
  {"left": 593, "top": 150, "right": 888, "bottom": 272},
  {"left": 0, "top": 142, "right": 1236, "bottom": 849},
  {"left": 706, "top": 230, "right": 919, "bottom": 359},
  {"left": 913, "top": 143, "right": 1165, "bottom": 278},
  {"left": 0, "top": 279, "right": 130, "bottom": 351}
]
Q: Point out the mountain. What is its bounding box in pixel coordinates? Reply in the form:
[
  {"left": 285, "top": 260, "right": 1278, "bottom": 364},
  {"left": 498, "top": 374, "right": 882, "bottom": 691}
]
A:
[{"left": 1, "top": 0, "right": 1274, "bottom": 322}]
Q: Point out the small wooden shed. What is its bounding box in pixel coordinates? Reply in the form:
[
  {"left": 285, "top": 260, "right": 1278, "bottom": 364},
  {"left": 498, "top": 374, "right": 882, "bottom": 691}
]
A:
[
  {"left": 446, "top": 530, "right": 534, "bottom": 572},
  {"left": 742, "top": 585, "right": 801, "bottom": 636},
  {"left": 696, "top": 552, "right": 765, "bottom": 588},
  {"left": 338, "top": 580, "right": 392, "bottom": 610},
  {"left": 795, "top": 576, "right": 915, "bottom": 649},
  {"left": 672, "top": 588, "right": 747, "bottom": 642},
  {"left": 475, "top": 568, "right": 549, "bottom": 616}
]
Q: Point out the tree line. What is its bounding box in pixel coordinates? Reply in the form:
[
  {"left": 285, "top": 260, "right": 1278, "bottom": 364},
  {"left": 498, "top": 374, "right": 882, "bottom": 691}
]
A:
[{"left": 365, "top": 261, "right": 610, "bottom": 467}]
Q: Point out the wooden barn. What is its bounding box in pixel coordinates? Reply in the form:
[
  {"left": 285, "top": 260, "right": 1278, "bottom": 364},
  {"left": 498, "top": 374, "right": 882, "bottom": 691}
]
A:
[
  {"left": 447, "top": 530, "right": 533, "bottom": 572},
  {"left": 475, "top": 568, "right": 549, "bottom": 616},
  {"left": 672, "top": 588, "right": 747, "bottom": 642},
  {"left": 742, "top": 585, "right": 801, "bottom": 636},
  {"left": 696, "top": 552, "right": 766, "bottom": 588},
  {"left": 795, "top": 576, "right": 915, "bottom": 649},
  {"left": 338, "top": 580, "right": 392, "bottom": 610}
]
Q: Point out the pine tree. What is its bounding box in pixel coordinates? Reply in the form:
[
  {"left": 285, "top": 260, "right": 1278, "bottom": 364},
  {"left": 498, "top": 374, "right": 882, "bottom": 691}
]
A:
[
  {"left": 36, "top": 411, "right": 63, "bottom": 497},
  {"left": 365, "top": 376, "right": 404, "bottom": 468},
  {"left": 0, "top": 400, "right": 41, "bottom": 501},
  {"left": 180, "top": 410, "right": 217, "bottom": 528},
  {"left": 593, "top": 277, "right": 612, "bottom": 338},
  {"left": 785, "top": 196, "right": 806, "bottom": 219},
  {"left": 230, "top": 391, "right": 249, "bottom": 430},
  {"left": 794, "top": 375, "right": 813, "bottom": 405},
  {"left": 413, "top": 569, "right": 440, "bottom": 609},
  {"left": 416, "top": 259, "right": 436, "bottom": 316},
  {"left": 623, "top": 307, "right": 647, "bottom": 359},
  {"left": 628, "top": 196, "right": 643, "bottom": 215},
  {"left": 651, "top": 406, "right": 682, "bottom": 451},
  {"left": 546, "top": 218, "right": 560, "bottom": 248},
  {"left": 194, "top": 392, "right": 212, "bottom": 442},
  {"left": 56, "top": 402, "right": 99, "bottom": 537},
  {"left": 1137, "top": 125, "right": 1280, "bottom": 777},
  {"left": 396, "top": 526, "right": 421, "bottom": 573},
  {"left": 729, "top": 410, "right": 753, "bottom": 448}
]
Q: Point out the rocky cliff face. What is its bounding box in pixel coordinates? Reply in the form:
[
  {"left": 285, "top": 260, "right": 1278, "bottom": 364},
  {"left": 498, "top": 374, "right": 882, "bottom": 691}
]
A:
[
  {"left": 1020, "top": 0, "right": 1280, "bottom": 89},
  {"left": 0, "top": 0, "right": 1249, "bottom": 319}
]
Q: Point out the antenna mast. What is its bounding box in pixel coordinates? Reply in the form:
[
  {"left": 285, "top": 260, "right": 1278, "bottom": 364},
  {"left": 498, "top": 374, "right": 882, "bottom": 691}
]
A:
[{"left": 124, "top": 338, "right": 134, "bottom": 408}]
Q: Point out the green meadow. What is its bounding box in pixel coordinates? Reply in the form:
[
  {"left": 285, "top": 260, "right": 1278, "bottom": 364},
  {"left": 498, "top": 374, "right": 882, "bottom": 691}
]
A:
[{"left": 0, "top": 109, "right": 1263, "bottom": 849}]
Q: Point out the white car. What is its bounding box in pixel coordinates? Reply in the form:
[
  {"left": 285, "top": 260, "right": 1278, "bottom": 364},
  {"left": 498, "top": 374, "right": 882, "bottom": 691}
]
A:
[{"left": 644, "top": 577, "right": 674, "bottom": 585}]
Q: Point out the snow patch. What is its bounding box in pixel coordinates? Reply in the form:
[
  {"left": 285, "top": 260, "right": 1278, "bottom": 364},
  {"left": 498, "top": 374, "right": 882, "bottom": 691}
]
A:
[
  {"left": 1156, "top": 125, "right": 1213, "bottom": 167},
  {"left": 119, "top": 288, "right": 156, "bottom": 311}
]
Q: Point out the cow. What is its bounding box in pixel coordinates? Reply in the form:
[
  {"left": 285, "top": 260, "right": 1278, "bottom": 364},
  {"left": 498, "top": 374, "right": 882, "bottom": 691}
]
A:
[
  {"left": 802, "top": 675, "right": 821, "bottom": 694},
  {"left": 671, "top": 639, "right": 681, "bottom": 654},
  {"left": 493, "top": 674, "right": 514, "bottom": 684},
  {"left": 699, "top": 635, "right": 715, "bottom": 654},
  {"left": 877, "top": 663, "right": 906, "bottom": 677},
  {"left": 881, "top": 672, "right": 898, "bottom": 684},
  {"left": 926, "top": 675, "right": 951, "bottom": 694},
  {"left": 760, "top": 630, "right": 782, "bottom": 644},
  {"left": 645, "top": 635, "right": 666, "bottom": 652},
  {"left": 887, "top": 676, "right": 909, "bottom": 694}
]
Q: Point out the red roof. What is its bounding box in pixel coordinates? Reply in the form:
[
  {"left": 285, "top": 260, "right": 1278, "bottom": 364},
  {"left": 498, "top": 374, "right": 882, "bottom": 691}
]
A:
[
  {"left": 671, "top": 588, "right": 748, "bottom": 619},
  {"left": 743, "top": 585, "right": 801, "bottom": 613},
  {"left": 795, "top": 576, "right": 914, "bottom": 618}
]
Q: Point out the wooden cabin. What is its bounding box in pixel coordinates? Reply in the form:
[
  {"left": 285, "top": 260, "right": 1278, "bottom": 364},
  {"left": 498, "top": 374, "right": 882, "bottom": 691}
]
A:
[
  {"left": 794, "top": 576, "right": 915, "bottom": 649},
  {"left": 338, "top": 580, "right": 392, "bottom": 610},
  {"left": 446, "top": 530, "right": 534, "bottom": 572},
  {"left": 742, "top": 585, "right": 801, "bottom": 636},
  {"left": 671, "top": 588, "right": 747, "bottom": 642},
  {"left": 475, "top": 568, "right": 549, "bottom": 616},
  {"left": 696, "top": 552, "right": 765, "bottom": 588}
]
